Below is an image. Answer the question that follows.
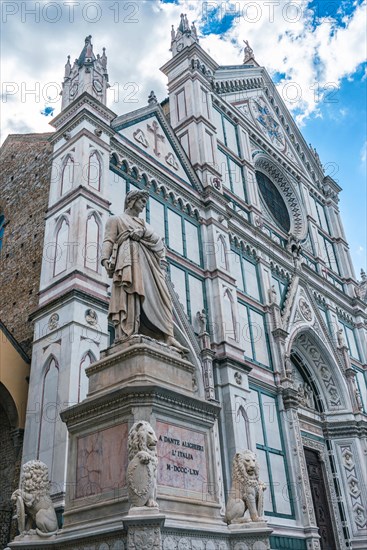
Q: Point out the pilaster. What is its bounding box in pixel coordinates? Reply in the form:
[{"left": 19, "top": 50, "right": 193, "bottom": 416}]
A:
[
  {"left": 280, "top": 393, "right": 321, "bottom": 550},
  {"left": 161, "top": 20, "right": 220, "bottom": 188},
  {"left": 21, "top": 40, "right": 115, "bottom": 509}
]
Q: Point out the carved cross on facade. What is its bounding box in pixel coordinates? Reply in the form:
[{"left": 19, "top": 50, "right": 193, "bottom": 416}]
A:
[{"left": 147, "top": 120, "right": 165, "bottom": 157}]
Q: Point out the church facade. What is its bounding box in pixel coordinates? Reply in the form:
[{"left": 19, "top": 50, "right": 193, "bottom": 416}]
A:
[{"left": 1, "top": 17, "right": 367, "bottom": 550}]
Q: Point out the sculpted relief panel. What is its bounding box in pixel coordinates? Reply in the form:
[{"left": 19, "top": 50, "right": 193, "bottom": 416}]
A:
[
  {"left": 339, "top": 445, "right": 367, "bottom": 532},
  {"left": 296, "top": 333, "right": 343, "bottom": 409}
]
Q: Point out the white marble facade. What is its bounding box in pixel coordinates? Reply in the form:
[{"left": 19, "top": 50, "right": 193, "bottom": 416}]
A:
[{"left": 21, "top": 24, "right": 367, "bottom": 550}]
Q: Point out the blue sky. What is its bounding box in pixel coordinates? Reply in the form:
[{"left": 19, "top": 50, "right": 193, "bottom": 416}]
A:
[{"left": 1, "top": 0, "right": 366, "bottom": 274}]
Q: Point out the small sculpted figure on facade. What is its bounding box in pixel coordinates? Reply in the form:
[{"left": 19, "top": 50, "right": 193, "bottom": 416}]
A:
[
  {"left": 304, "top": 383, "right": 316, "bottom": 409},
  {"left": 355, "top": 388, "right": 363, "bottom": 411},
  {"left": 102, "top": 190, "right": 184, "bottom": 351},
  {"left": 243, "top": 40, "right": 254, "bottom": 64},
  {"left": 268, "top": 285, "right": 278, "bottom": 305},
  {"left": 337, "top": 328, "right": 346, "bottom": 348},
  {"left": 225, "top": 450, "right": 266, "bottom": 525},
  {"left": 298, "top": 382, "right": 316, "bottom": 409},
  {"left": 127, "top": 421, "right": 159, "bottom": 509},
  {"left": 196, "top": 309, "right": 207, "bottom": 335},
  {"left": 284, "top": 354, "right": 294, "bottom": 381},
  {"left": 11, "top": 460, "right": 58, "bottom": 537}
]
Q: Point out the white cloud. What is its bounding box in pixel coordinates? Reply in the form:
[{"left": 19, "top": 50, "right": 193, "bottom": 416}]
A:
[
  {"left": 1, "top": 0, "right": 366, "bottom": 141},
  {"left": 197, "top": 0, "right": 367, "bottom": 124}
]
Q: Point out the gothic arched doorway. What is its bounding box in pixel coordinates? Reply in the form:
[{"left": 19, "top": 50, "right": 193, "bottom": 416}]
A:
[{"left": 289, "top": 331, "right": 347, "bottom": 550}]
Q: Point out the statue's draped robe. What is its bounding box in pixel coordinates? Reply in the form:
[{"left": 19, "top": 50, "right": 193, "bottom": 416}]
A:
[{"left": 101, "top": 213, "right": 173, "bottom": 338}]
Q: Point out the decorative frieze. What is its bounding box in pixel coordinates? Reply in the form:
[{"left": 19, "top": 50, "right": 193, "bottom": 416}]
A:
[{"left": 339, "top": 445, "right": 367, "bottom": 531}]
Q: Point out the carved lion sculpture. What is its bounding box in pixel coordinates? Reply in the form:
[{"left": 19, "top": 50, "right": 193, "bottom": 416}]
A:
[
  {"left": 11, "top": 460, "right": 58, "bottom": 537},
  {"left": 127, "top": 421, "right": 158, "bottom": 509},
  {"left": 225, "top": 450, "right": 266, "bottom": 525}
]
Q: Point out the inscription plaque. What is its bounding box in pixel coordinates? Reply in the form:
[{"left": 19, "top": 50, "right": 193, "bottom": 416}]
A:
[
  {"left": 76, "top": 423, "right": 128, "bottom": 498},
  {"left": 156, "top": 421, "right": 208, "bottom": 492}
]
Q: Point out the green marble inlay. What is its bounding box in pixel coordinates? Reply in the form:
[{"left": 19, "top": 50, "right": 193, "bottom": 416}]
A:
[{"left": 270, "top": 535, "right": 307, "bottom": 550}]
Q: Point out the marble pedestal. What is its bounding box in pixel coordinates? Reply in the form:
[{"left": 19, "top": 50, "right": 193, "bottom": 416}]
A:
[
  {"left": 57, "top": 335, "right": 227, "bottom": 547},
  {"left": 124, "top": 508, "right": 165, "bottom": 550},
  {"left": 7, "top": 336, "right": 273, "bottom": 549}
]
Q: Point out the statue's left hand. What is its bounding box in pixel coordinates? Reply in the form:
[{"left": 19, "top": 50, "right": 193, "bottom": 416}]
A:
[{"left": 130, "top": 229, "right": 145, "bottom": 241}]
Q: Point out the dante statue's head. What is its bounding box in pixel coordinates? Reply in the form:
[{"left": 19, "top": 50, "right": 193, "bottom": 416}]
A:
[{"left": 124, "top": 189, "right": 149, "bottom": 211}]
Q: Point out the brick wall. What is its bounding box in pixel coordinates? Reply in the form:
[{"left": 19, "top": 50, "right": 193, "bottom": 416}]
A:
[{"left": 0, "top": 133, "right": 53, "bottom": 356}]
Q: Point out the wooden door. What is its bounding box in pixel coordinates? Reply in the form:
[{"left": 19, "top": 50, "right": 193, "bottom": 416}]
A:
[{"left": 305, "top": 448, "right": 337, "bottom": 550}]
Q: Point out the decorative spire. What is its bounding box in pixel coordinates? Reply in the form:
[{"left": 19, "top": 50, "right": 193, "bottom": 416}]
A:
[
  {"left": 101, "top": 47, "right": 107, "bottom": 71},
  {"left": 309, "top": 143, "right": 324, "bottom": 172},
  {"left": 64, "top": 55, "right": 71, "bottom": 78},
  {"left": 61, "top": 35, "right": 109, "bottom": 110},
  {"left": 356, "top": 268, "right": 367, "bottom": 303},
  {"left": 243, "top": 39, "right": 255, "bottom": 65},
  {"left": 148, "top": 90, "right": 157, "bottom": 105},
  {"left": 171, "top": 13, "right": 199, "bottom": 56},
  {"left": 178, "top": 13, "right": 190, "bottom": 33},
  {"left": 78, "top": 35, "right": 95, "bottom": 67}
]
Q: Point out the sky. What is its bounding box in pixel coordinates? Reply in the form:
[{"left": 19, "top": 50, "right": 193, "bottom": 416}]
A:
[{"left": 1, "top": 0, "right": 366, "bottom": 274}]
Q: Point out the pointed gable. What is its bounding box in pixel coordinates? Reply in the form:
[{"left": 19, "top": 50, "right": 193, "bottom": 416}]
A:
[
  {"left": 213, "top": 62, "right": 326, "bottom": 180},
  {"left": 112, "top": 106, "right": 202, "bottom": 192}
]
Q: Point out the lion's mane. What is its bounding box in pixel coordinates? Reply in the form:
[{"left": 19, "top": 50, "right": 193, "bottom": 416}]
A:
[
  {"left": 225, "top": 450, "right": 265, "bottom": 525},
  {"left": 12, "top": 459, "right": 58, "bottom": 537},
  {"left": 232, "top": 450, "right": 260, "bottom": 491},
  {"left": 21, "top": 460, "right": 52, "bottom": 502},
  {"left": 128, "top": 421, "right": 157, "bottom": 461}
]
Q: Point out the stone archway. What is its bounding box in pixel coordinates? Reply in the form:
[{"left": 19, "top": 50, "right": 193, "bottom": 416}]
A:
[
  {"left": 253, "top": 152, "right": 307, "bottom": 240},
  {"left": 0, "top": 384, "right": 20, "bottom": 548},
  {"left": 286, "top": 331, "right": 347, "bottom": 549},
  {"left": 289, "top": 329, "right": 350, "bottom": 413}
]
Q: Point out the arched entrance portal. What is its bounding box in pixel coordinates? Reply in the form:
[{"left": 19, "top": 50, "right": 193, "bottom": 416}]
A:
[{"left": 289, "top": 330, "right": 349, "bottom": 550}]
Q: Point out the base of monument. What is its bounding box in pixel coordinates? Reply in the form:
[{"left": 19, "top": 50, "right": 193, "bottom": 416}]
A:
[
  {"left": 86, "top": 334, "right": 196, "bottom": 397},
  {"left": 126, "top": 505, "right": 161, "bottom": 516},
  {"left": 6, "top": 522, "right": 273, "bottom": 550},
  {"left": 228, "top": 521, "right": 268, "bottom": 531},
  {"left": 228, "top": 520, "right": 271, "bottom": 531},
  {"left": 6, "top": 338, "right": 275, "bottom": 549}
]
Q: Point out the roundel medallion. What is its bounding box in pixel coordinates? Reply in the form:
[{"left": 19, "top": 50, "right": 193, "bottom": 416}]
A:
[{"left": 250, "top": 96, "right": 285, "bottom": 151}]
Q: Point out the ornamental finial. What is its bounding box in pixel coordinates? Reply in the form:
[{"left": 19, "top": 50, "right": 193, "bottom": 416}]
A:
[
  {"left": 148, "top": 90, "right": 157, "bottom": 105},
  {"left": 243, "top": 39, "right": 255, "bottom": 64}
]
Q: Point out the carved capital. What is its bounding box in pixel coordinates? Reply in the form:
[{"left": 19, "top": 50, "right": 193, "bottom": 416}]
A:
[
  {"left": 271, "top": 327, "right": 289, "bottom": 341},
  {"left": 282, "top": 387, "right": 300, "bottom": 410}
]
